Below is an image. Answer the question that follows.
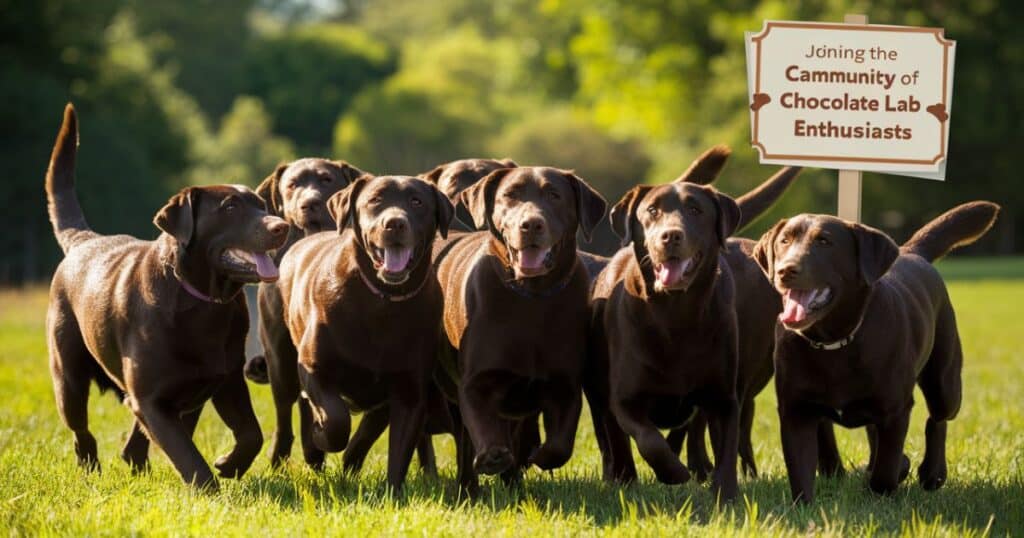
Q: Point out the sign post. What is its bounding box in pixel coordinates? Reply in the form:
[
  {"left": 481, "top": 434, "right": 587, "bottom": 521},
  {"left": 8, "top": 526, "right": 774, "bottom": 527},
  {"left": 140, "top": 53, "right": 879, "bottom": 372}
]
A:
[
  {"left": 745, "top": 16, "right": 956, "bottom": 222},
  {"left": 837, "top": 14, "right": 867, "bottom": 222}
]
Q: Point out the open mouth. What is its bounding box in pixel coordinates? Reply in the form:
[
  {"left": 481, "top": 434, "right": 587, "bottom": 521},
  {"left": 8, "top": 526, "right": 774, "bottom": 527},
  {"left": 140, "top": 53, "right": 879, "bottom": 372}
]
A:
[
  {"left": 653, "top": 251, "right": 701, "bottom": 292},
  {"left": 779, "top": 287, "right": 832, "bottom": 326},
  {"left": 221, "top": 248, "right": 279, "bottom": 283},
  {"left": 369, "top": 245, "right": 415, "bottom": 284},
  {"left": 507, "top": 243, "right": 556, "bottom": 278}
]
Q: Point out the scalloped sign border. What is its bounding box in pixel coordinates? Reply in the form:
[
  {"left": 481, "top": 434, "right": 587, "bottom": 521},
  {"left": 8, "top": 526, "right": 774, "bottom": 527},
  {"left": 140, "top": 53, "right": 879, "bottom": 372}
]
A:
[{"left": 745, "top": 21, "right": 956, "bottom": 180}]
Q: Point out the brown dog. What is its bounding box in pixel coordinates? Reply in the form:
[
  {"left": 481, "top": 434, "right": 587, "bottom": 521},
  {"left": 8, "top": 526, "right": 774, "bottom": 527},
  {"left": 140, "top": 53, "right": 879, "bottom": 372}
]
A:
[
  {"left": 276, "top": 174, "right": 453, "bottom": 490},
  {"left": 433, "top": 166, "right": 606, "bottom": 492},
  {"left": 751, "top": 202, "right": 999, "bottom": 503},
  {"left": 588, "top": 147, "right": 786, "bottom": 500},
  {"left": 45, "top": 104, "right": 288, "bottom": 489},
  {"left": 241, "top": 158, "right": 364, "bottom": 470}
]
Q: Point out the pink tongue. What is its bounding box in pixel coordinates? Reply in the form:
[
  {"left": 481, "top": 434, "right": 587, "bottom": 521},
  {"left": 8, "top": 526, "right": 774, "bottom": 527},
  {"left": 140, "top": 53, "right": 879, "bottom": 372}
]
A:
[
  {"left": 383, "top": 247, "right": 412, "bottom": 273},
  {"left": 656, "top": 260, "right": 684, "bottom": 287},
  {"left": 780, "top": 290, "right": 810, "bottom": 324},
  {"left": 518, "top": 248, "right": 548, "bottom": 270},
  {"left": 252, "top": 252, "right": 279, "bottom": 282}
]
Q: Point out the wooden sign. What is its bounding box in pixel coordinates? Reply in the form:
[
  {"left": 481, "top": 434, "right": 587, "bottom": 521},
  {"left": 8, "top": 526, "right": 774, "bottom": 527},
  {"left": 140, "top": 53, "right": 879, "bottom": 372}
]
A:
[{"left": 745, "top": 20, "right": 956, "bottom": 182}]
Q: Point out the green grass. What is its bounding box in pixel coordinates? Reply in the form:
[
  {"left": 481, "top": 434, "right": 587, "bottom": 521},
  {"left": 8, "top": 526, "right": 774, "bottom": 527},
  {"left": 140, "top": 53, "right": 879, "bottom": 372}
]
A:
[{"left": 1, "top": 257, "right": 1022, "bottom": 536}]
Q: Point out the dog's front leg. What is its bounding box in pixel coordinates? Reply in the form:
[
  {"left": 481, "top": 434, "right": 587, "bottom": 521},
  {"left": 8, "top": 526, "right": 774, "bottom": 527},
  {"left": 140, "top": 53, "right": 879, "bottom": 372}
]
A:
[
  {"left": 868, "top": 410, "right": 911, "bottom": 495},
  {"left": 386, "top": 376, "right": 428, "bottom": 492},
  {"left": 458, "top": 371, "right": 514, "bottom": 476},
  {"left": 133, "top": 397, "right": 216, "bottom": 490},
  {"left": 210, "top": 369, "right": 263, "bottom": 479},
  {"left": 779, "top": 404, "right": 819, "bottom": 503},
  {"left": 298, "top": 367, "right": 352, "bottom": 453},
  {"left": 343, "top": 405, "right": 389, "bottom": 474},
  {"left": 614, "top": 397, "right": 690, "bottom": 485},
  {"left": 707, "top": 397, "right": 740, "bottom": 501},
  {"left": 530, "top": 379, "right": 582, "bottom": 472}
]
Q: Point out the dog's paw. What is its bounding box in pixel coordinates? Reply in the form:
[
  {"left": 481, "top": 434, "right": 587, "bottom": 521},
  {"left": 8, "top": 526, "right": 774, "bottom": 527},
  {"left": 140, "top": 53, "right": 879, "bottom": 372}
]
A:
[
  {"left": 214, "top": 454, "right": 248, "bottom": 479},
  {"left": 528, "top": 444, "right": 571, "bottom": 471},
  {"left": 918, "top": 458, "right": 947, "bottom": 490},
  {"left": 243, "top": 355, "right": 270, "bottom": 384},
  {"left": 473, "top": 446, "right": 514, "bottom": 476},
  {"left": 655, "top": 462, "right": 691, "bottom": 485}
]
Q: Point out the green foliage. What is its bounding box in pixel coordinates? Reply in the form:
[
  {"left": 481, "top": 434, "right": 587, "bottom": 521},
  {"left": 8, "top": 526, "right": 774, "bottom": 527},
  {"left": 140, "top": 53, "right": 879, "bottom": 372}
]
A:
[
  {"left": 187, "top": 96, "right": 296, "bottom": 187},
  {"left": 243, "top": 23, "right": 396, "bottom": 154}
]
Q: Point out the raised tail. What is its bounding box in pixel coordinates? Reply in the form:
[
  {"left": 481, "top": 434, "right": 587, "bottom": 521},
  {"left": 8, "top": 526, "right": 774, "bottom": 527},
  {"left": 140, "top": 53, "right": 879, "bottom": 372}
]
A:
[
  {"left": 46, "top": 103, "right": 95, "bottom": 253},
  {"left": 901, "top": 201, "right": 1001, "bottom": 263},
  {"left": 735, "top": 166, "right": 801, "bottom": 232}
]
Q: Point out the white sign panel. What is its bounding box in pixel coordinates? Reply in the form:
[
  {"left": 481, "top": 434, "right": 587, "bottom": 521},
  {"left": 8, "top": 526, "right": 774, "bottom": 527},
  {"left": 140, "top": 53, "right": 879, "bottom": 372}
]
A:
[{"left": 745, "top": 21, "right": 956, "bottom": 180}]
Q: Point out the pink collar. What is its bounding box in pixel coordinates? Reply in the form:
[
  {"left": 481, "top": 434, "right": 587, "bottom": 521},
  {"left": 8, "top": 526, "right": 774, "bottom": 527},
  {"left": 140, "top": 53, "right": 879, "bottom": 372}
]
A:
[
  {"left": 357, "top": 265, "right": 430, "bottom": 302},
  {"left": 179, "top": 275, "right": 240, "bottom": 304}
]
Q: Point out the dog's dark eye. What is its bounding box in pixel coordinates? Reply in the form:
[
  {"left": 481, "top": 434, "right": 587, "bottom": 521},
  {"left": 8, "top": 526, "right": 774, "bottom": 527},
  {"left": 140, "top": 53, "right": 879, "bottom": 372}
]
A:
[
  {"left": 368, "top": 196, "right": 382, "bottom": 205},
  {"left": 546, "top": 190, "right": 561, "bottom": 201},
  {"left": 688, "top": 205, "right": 703, "bottom": 216},
  {"left": 646, "top": 206, "right": 659, "bottom": 216},
  {"left": 816, "top": 236, "right": 832, "bottom": 247},
  {"left": 319, "top": 174, "right": 332, "bottom": 184},
  {"left": 410, "top": 196, "right": 422, "bottom": 207},
  {"left": 780, "top": 236, "right": 790, "bottom": 245}
]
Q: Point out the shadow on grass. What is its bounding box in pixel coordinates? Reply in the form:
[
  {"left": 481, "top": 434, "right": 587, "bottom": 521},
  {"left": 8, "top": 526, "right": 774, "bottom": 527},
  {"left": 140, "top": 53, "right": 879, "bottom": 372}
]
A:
[{"left": 237, "top": 463, "right": 1023, "bottom": 533}]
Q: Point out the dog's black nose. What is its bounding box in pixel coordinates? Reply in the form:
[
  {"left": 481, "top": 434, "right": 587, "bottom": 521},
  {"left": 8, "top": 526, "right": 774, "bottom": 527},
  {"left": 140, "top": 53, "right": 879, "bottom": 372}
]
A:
[
  {"left": 300, "top": 198, "right": 323, "bottom": 213},
  {"left": 776, "top": 263, "right": 800, "bottom": 280},
  {"left": 660, "top": 228, "right": 683, "bottom": 245},
  {"left": 384, "top": 217, "right": 408, "bottom": 232},
  {"left": 519, "top": 216, "right": 545, "bottom": 234}
]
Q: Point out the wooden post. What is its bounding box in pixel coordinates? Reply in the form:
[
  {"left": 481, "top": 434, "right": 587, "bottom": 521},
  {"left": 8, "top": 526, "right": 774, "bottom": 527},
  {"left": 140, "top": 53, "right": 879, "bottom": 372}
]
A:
[{"left": 837, "top": 13, "right": 867, "bottom": 222}]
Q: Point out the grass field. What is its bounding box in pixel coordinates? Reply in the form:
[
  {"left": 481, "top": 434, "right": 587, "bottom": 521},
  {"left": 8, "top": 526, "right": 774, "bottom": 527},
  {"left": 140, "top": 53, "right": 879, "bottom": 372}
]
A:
[{"left": 1, "top": 258, "right": 1022, "bottom": 536}]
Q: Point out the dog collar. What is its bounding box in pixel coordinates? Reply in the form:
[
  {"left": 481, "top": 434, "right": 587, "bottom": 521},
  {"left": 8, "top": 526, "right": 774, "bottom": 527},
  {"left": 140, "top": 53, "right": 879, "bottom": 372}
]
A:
[
  {"left": 357, "top": 265, "right": 430, "bottom": 302},
  {"left": 792, "top": 298, "right": 869, "bottom": 351},
  {"left": 174, "top": 266, "right": 243, "bottom": 303},
  {"left": 501, "top": 257, "right": 577, "bottom": 299}
]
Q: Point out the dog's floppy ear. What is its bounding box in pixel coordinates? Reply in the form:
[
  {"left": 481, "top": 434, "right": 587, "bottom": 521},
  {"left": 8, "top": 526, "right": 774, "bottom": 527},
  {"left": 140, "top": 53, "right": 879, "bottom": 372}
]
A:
[
  {"left": 458, "top": 167, "right": 513, "bottom": 234},
  {"left": 609, "top": 185, "right": 653, "bottom": 246},
  {"left": 154, "top": 187, "right": 198, "bottom": 247},
  {"left": 751, "top": 218, "right": 787, "bottom": 278},
  {"left": 674, "top": 145, "right": 731, "bottom": 185},
  {"left": 427, "top": 180, "right": 455, "bottom": 239},
  {"left": 330, "top": 160, "right": 365, "bottom": 185},
  {"left": 712, "top": 189, "right": 742, "bottom": 247},
  {"left": 327, "top": 174, "right": 371, "bottom": 234},
  {"left": 498, "top": 158, "right": 518, "bottom": 168},
  {"left": 565, "top": 171, "right": 607, "bottom": 242},
  {"left": 421, "top": 163, "right": 447, "bottom": 184},
  {"left": 851, "top": 222, "right": 899, "bottom": 286},
  {"left": 256, "top": 163, "right": 289, "bottom": 216}
]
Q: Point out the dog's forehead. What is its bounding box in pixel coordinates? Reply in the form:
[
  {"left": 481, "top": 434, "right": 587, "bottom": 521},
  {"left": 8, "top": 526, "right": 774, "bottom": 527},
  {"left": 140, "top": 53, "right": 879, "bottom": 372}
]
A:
[
  {"left": 648, "top": 183, "right": 711, "bottom": 208},
  {"left": 282, "top": 158, "right": 331, "bottom": 180},
  {"left": 364, "top": 175, "right": 426, "bottom": 196},
  {"left": 786, "top": 215, "right": 845, "bottom": 239},
  {"left": 200, "top": 184, "right": 262, "bottom": 206},
  {"left": 503, "top": 167, "right": 571, "bottom": 191}
]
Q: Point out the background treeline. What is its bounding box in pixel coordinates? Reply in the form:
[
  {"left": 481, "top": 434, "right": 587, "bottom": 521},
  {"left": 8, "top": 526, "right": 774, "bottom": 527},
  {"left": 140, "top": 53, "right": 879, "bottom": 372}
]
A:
[{"left": 2, "top": 0, "right": 1021, "bottom": 282}]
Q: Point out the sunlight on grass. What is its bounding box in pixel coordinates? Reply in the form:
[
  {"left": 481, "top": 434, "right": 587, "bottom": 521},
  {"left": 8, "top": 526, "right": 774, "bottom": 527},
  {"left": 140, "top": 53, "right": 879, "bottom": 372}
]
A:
[{"left": 0, "top": 258, "right": 1021, "bottom": 535}]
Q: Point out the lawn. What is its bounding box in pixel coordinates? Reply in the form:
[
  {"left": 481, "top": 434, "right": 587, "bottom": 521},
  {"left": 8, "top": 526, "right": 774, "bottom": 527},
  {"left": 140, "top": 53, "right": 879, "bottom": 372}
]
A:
[{"left": 0, "top": 257, "right": 1021, "bottom": 536}]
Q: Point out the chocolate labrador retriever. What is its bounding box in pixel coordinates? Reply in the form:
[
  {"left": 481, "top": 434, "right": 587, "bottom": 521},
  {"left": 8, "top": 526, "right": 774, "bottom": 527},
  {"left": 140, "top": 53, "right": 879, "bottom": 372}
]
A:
[
  {"left": 276, "top": 174, "right": 453, "bottom": 490},
  {"left": 422, "top": 158, "right": 611, "bottom": 277},
  {"left": 660, "top": 159, "right": 803, "bottom": 480},
  {"left": 246, "top": 158, "right": 361, "bottom": 385},
  {"left": 751, "top": 202, "right": 999, "bottom": 503},
  {"left": 588, "top": 146, "right": 785, "bottom": 500},
  {"left": 45, "top": 104, "right": 288, "bottom": 489},
  {"left": 433, "top": 166, "right": 606, "bottom": 493}
]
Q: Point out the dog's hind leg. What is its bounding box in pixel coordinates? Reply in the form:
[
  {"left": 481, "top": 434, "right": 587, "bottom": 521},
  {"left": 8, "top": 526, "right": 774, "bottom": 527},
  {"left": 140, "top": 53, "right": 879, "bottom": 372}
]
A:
[
  {"left": 916, "top": 303, "right": 963, "bottom": 490},
  {"left": 121, "top": 419, "right": 150, "bottom": 472},
  {"left": 47, "top": 302, "right": 100, "bottom": 471},
  {"left": 343, "top": 406, "right": 388, "bottom": 474},
  {"left": 738, "top": 397, "right": 758, "bottom": 478},
  {"left": 686, "top": 412, "right": 714, "bottom": 482}
]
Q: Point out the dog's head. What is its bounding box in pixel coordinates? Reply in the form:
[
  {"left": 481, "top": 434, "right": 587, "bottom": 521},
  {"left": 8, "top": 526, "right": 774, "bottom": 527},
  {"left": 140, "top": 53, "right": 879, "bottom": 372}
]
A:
[
  {"left": 752, "top": 214, "right": 899, "bottom": 330},
  {"left": 609, "top": 146, "right": 738, "bottom": 293},
  {"left": 257, "top": 158, "right": 363, "bottom": 234},
  {"left": 155, "top": 185, "right": 289, "bottom": 283},
  {"left": 422, "top": 158, "right": 518, "bottom": 201},
  {"left": 458, "top": 166, "right": 606, "bottom": 280},
  {"left": 328, "top": 175, "right": 454, "bottom": 285}
]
